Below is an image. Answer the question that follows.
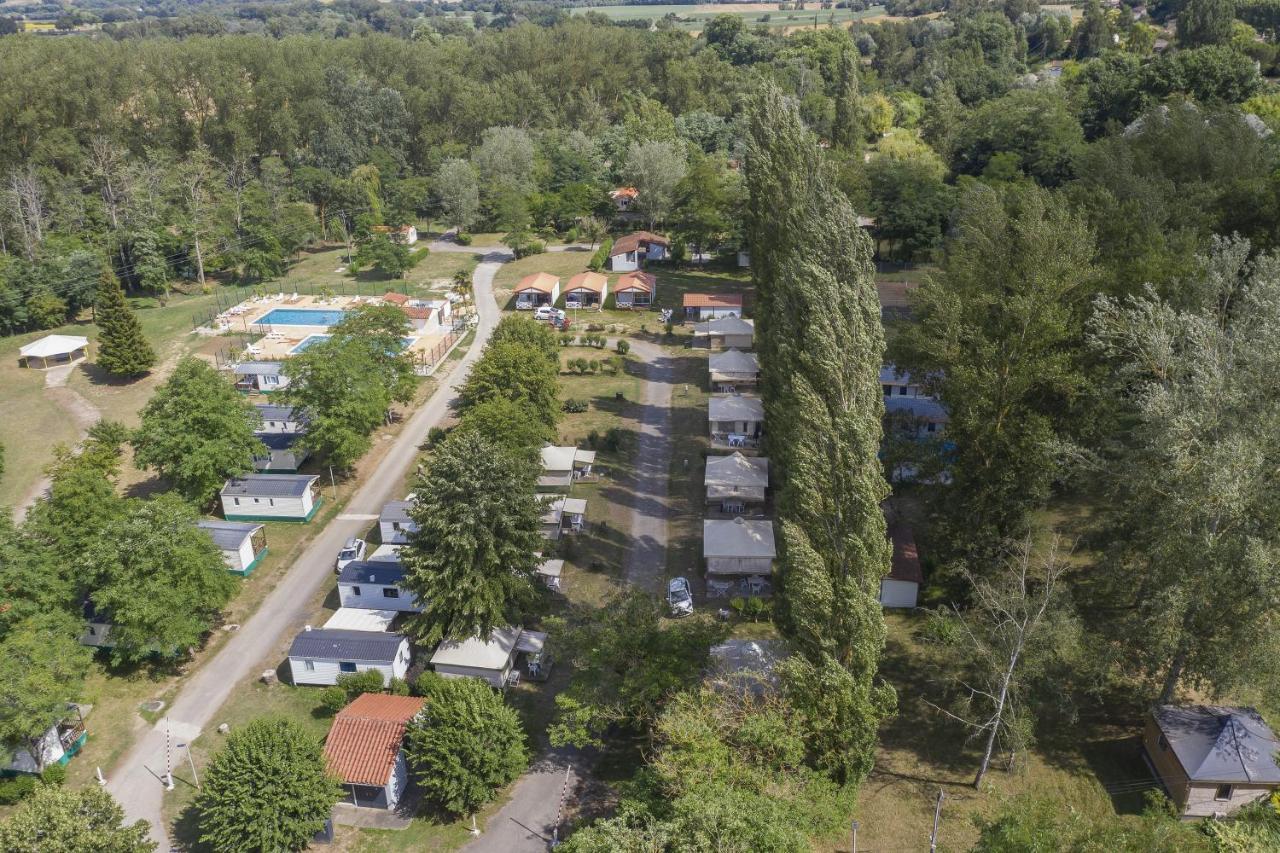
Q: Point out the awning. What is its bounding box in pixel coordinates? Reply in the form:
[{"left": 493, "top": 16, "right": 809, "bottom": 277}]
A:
[{"left": 516, "top": 630, "right": 547, "bottom": 654}]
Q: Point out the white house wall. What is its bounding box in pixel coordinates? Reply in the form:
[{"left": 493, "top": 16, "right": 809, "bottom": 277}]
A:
[
  {"left": 879, "top": 578, "right": 919, "bottom": 609},
  {"left": 706, "top": 556, "right": 773, "bottom": 575},
  {"left": 337, "top": 581, "right": 422, "bottom": 613},
  {"left": 433, "top": 662, "right": 511, "bottom": 689},
  {"left": 289, "top": 644, "right": 409, "bottom": 687},
  {"left": 222, "top": 492, "right": 313, "bottom": 521}
]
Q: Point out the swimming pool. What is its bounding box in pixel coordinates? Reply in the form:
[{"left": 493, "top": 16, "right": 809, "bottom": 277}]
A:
[
  {"left": 290, "top": 334, "right": 416, "bottom": 354},
  {"left": 257, "top": 308, "right": 348, "bottom": 327}
]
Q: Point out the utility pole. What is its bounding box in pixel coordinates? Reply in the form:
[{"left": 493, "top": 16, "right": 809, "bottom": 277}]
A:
[{"left": 929, "top": 789, "right": 945, "bottom": 852}]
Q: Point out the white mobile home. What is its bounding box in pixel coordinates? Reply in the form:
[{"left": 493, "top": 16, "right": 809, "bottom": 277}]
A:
[
  {"left": 288, "top": 628, "right": 410, "bottom": 687},
  {"left": 251, "top": 432, "right": 310, "bottom": 473},
  {"left": 337, "top": 561, "right": 422, "bottom": 613},
  {"left": 323, "top": 608, "right": 398, "bottom": 632},
  {"left": 703, "top": 517, "right": 776, "bottom": 578},
  {"left": 693, "top": 316, "right": 754, "bottom": 350},
  {"left": 538, "top": 494, "right": 587, "bottom": 539},
  {"left": 379, "top": 500, "right": 416, "bottom": 544},
  {"left": 196, "top": 519, "right": 268, "bottom": 575},
  {"left": 231, "top": 361, "right": 289, "bottom": 393},
  {"left": 253, "top": 403, "right": 307, "bottom": 434},
  {"left": 220, "top": 474, "right": 320, "bottom": 522},
  {"left": 430, "top": 627, "right": 548, "bottom": 689},
  {"left": 539, "top": 445, "right": 596, "bottom": 490}
]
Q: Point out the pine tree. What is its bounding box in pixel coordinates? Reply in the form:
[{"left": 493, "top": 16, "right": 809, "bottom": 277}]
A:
[
  {"left": 744, "top": 83, "right": 895, "bottom": 783},
  {"left": 94, "top": 271, "right": 155, "bottom": 377}
]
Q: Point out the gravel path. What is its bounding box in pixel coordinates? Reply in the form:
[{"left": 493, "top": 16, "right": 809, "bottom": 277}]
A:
[{"left": 621, "top": 338, "right": 677, "bottom": 594}]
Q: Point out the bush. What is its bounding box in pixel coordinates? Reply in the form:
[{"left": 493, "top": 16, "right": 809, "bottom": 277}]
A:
[
  {"left": 664, "top": 322, "right": 674, "bottom": 336},
  {"left": 603, "top": 293, "right": 617, "bottom": 310},
  {"left": 559, "top": 333, "right": 573, "bottom": 346},
  {"left": 587, "top": 429, "right": 601, "bottom": 448},
  {"left": 554, "top": 293, "right": 567, "bottom": 309},
  {"left": 389, "top": 677, "right": 411, "bottom": 696},
  {"left": 40, "top": 763, "right": 67, "bottom": 786},
  {"left": 454, "top": 232, "right": 473, "bottom": 246},
  {"left": 616, "top": 339, "right": 630, "bottom": 355},
  {"left": 729, "top": 596, "right": 746, "bottom": 616},
  {"left": 563, "top": 398, "right": 588, "bottom": 414},
  {"left": 318, "top": 686, "right": 348, "bottom": 715},
  {"left": 588, "top": 360, "right": 600, "bottom": 373},
  {"left": 525, "top": 240, "right": 546, "bottom": 256},
  {"left": 588, "top": 237, "right": 614, "bottom": 272},
  {"left": 426, "top": 425, "right": 448, "bottom": 448},
  {"left": 569, "top": 357, "right": 590, "bottom": 374},
  {"left": 744, "top": 596, "right": 766, "bottom": 619},
  {"left": 319, "top": 669, "right": 389, "bottom": 714},
  {"left": 0, "top": 776, "right": 37, "bottom": 805},
  {"left": 603, "top": 427, "right": 625, "bottom": 452}
]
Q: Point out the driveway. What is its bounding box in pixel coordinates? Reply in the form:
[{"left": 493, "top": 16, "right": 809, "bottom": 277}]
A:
[
  {"left": 106, "top": 251, "right": 510, "bottom": 850},
  {"left": 621, "top": 338, "right": 677, "bottom": 594},
  {"left": 462, "top": 748, "right": 581, "bottom": 852}
]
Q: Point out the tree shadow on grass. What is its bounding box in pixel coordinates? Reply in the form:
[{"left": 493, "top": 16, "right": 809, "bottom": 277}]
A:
[{"left": 78, "top": 360, "right": 152, "bottom": 388}]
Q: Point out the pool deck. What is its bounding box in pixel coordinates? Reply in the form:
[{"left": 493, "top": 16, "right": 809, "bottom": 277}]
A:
[{"left": 210, "top": 293, "right": 454, "bottom": 362}]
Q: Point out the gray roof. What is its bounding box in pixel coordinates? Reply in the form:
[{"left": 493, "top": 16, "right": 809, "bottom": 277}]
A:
[
  {"left": 288, "top": 628, "right": 406, "bottom": 663},
  {"left": 695, "top": 316, "right": 754, "bottom": 336},
  {"left": 255, "top": 432, "right": 304, "bottom": 451},
  {"left": 380, "top": 500, "right": 413, "bottom": 524},
  {"left": 709, "top": 349, "right": 759, "bottom": 374},
  {"left": 220, "top": 474, "right": 317, "bottom": 498},
  {"left": 708, "top": 395, "right": 764, "bottom": 422},
  {"left": 254, "top": 403, "right": 305, "bottom": 423},
  {"left": 196, "top": 520, "right": 262, "bottom": 550},
  {"left": 705, "top": 452, "right": 768, "bottom": 489},
  {"left": 338, "top": 560, "right": 407, "bottom": 586},
  {"left": 1153, "top": 705, "right": 1280, "bottom": 784},
  {"left": 232, "top": 361, "right": 284, "bottom": 375},
  {"left": 703, "top": 517, "right": 776, "bottom": 559},
  {"left": 430, "top": 626, "right": 521, "bottom": 670}
]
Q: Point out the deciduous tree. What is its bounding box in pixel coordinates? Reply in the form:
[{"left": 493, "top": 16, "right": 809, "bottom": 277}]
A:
[
  {"left": 0, "top": 615, "right": 91, "bottom": 772},
  {"left": 405, "top": 672, "right": 527, "bottom": 818},
  {"left": 195, "top": 717, "right": 341, "bottom": 853},
  {"left": 132, "top": 357, "right": 264, "bottom": 503},
  {"left": 0, "top": 785, "right": 155, "bottom": 853}
]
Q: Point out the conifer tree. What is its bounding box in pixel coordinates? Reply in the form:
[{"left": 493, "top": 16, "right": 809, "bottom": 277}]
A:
[
  {"left": 744, "top": 84, "right": 895, "bottom": 783},
  {"left": 94, "top": 271, "right": 155, "bottom": 377}
]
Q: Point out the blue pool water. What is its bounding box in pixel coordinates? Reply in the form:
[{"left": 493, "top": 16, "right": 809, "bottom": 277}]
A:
[
  {"left": 257, "top": 308, "right": 348, "bottom": 327},
  {"left": 290, "top": 334, "right": 416, "bottom": 354}
]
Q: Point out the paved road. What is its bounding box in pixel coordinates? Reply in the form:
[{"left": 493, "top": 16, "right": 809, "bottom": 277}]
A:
[
  {"left": 107, "top": 250, "right": 509, "bottom": 850},
  {"left": 462, "top": 748, "right": 581, "bottom": 852},
  {"left": 622, "top": 338, "right": 676, "bottom": 593}
]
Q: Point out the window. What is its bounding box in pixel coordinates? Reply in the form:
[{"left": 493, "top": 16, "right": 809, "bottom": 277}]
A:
[
  {"left": 883, "top": 385, "right": 892, "bottom": 396},
  {"left": 339, "top": 662, "right": 357, "bottom": 673},
  {"left": 1158, "top": 734, "right": 1169, "bottom": 752},
  {"left": 383, "top": 587, "right": 400, "bottom": 599},
  {"left": 926, "top": 423, "right": 937, "bottom": 433},
  {"left": 898, "top": 386, "right": 908, "bottom": 396},
  {"left": 233, "top": 497, "right": 241, "bottom": 506},
  {"left": 268, "top": 498, "right": 275, "bottom": 507},
  {"left": 304, "top": 660, "right": 315, "bottom": 671},
  {"left": 1215, "top": 784, "right": 1234, "bottom": 801},
  {"left": 351, "top": 586, "right": 361, "bottom": 596}
]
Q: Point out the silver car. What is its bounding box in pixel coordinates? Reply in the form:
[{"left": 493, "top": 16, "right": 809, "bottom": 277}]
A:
[
  {"left": 335, "top": 537, "right": 367, "bottom": 572},
  {"left": 667, "top": 577, "right": 694, "bottom": 617}
]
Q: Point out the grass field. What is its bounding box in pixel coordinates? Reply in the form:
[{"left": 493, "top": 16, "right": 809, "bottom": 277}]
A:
[{"left": 569, "top": 2, "right": 891, "bottom": 32}]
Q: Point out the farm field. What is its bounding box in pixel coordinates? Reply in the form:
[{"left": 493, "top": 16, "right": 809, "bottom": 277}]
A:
[{"left": 569, "top": 2, "right": 892, "bottom": 31}]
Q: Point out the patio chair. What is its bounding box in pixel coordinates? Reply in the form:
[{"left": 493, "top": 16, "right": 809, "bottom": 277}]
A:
[
  {"left": 747, "top": 576, "right": 766, "bottom": 595},
  {"left": 506, "top": 670, "right": 521, "bottom": 688},
  {"left": 708, "top": 579, "right": 733, "bottom": 598}
]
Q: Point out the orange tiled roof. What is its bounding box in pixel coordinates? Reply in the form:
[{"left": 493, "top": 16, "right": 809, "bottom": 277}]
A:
[
  {"left": 323, "top": 694, "right": 425, "bottom": 787},
  {"left": 565, "top": 272, "right": 607, "bottom": 294},
  {"left": 383, "top": 292, "right": 410, "bottom": 305},
  {"left": 615, "top": 272, "right": 656, "bottom": 294},
  {"left": 611, "top": 231, "right": 670, "bottom": 256},
  {"left": 610, "top": 187, "right": 639, "bottom": 199},
  {"left": 515, "top": 273, "right": 559, "bottom": 294},
  {"left": 683, "top": 292, "right": 743, "bottom": 309}
]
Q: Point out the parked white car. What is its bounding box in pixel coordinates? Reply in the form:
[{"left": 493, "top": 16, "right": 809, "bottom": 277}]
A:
[
  {"left": 335, "top": 537, "right": 367, "bottom": 572},
  {"left": 667, "top": 577, "right": 694, "bottom": 617}
]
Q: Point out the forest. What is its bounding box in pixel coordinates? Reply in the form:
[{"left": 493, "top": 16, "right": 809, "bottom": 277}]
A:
[{"left": 3, "top": 0, "right": 1280, "bottom": 848}]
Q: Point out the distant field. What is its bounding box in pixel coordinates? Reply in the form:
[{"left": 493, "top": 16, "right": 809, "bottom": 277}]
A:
[{"left": 571, "top": 3, "right": 891, "bottom": 30}]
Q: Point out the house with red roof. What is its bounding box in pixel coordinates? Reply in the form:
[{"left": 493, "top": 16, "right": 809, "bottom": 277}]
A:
[
  {"left": 324, "top": 693, "right": 426, "bottom": 810},
  {"left": 614, "top": 271, "right": 656, "bottom": 308},
  {"left": 683, "top": 292, "right": 744, "bottom": 321},
  {"left": 607, "top": 231, "right": 670, "bottom": 272}
]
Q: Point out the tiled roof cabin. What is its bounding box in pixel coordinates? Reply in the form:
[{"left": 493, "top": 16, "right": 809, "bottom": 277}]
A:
[
  {"left": 514, "top": 273, "right": 560, "bottom": 309},
  {"left": 1144, "top": 705, "right": 1280, "bottom": 818},
  {"left": 324, "top": 694, "right": 425, "bottom": 810},
  {"left": 614, "top": 271, "right": 656, "bottom": 308},
  {"left": 607, "top": 231, "right": 670, "bottom": 272},
  {"left": 683, "top": 292, "right": 743, "bottom": 321},
  {"left": 220, "top": 474, "right": 320, "bottom": 522},
  {"left": 196, "top": 519, "right": 268, "bottom": 576},
  {"left": 563, "top": 271, "right": 608, "bottom": 309}
]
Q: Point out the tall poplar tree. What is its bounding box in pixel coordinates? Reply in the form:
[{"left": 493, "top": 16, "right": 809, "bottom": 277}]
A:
[
  {"left": 744, "top": 84, "right": 895, "bottom": 783},
  {"left": 94, "top": 271, "right": 155, "bottom": 377}
]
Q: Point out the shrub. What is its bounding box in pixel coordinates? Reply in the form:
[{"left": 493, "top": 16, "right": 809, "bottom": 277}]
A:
[
  {"left": 729, "top": 597, "right": 746, "bottom": 616},
  {"left": 426, "top": 426, "right": 448, "bottom": 448},
  {"left": 0, "top": 776, "right": 37, "bottom": 805},
  {"left": 616, "top": 339, "right": 630, "bottom": 355},
  {"left": 559, "top": 333, "right": 573, "bottom": 346},
  {"left": 319, "top": 669, "right": 389, "bottom": 714},
  {"left": 525, "top": 240, "right": 546, "bottom": 255},
  {"left": 40, "top": 763, "right": 67, "bottom": 786},
  {"left": 318, "top": 686, "right": 348, "bottom": 715},
  {"left": 603, "top": 293, "right": 617, "bottom": 310},
  {"left": 588, "top": 237, "right": 614, "bottom": 272},
  {"left": 640, "top": 324, "right": 648, "bottom": 334},
  {"left": 603, "top": 427, "right": 625, "bottom": 452},
  {"left": 389, "top": 677, "right": 411, "bottom": 696},
  {"left": 588, "top": 360, "right": 600, "bottom": 373},
  {"left": 744, "top": 596, "right": 766, "bottom": 619},
  {"left": 664, "top": 322, "right": 674, "bottom": 336},
  {"left": 563, "top": 399, "right": 588, "bottom": 414},
  {"left": 454, "top": 232, "right": 473, "bottom": 246},
  {"left": 588, "top": 429, "right": 601, "bottom": 448},
  {"left": 554, "top": 293, "right": 567, "bottom": 309}
]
